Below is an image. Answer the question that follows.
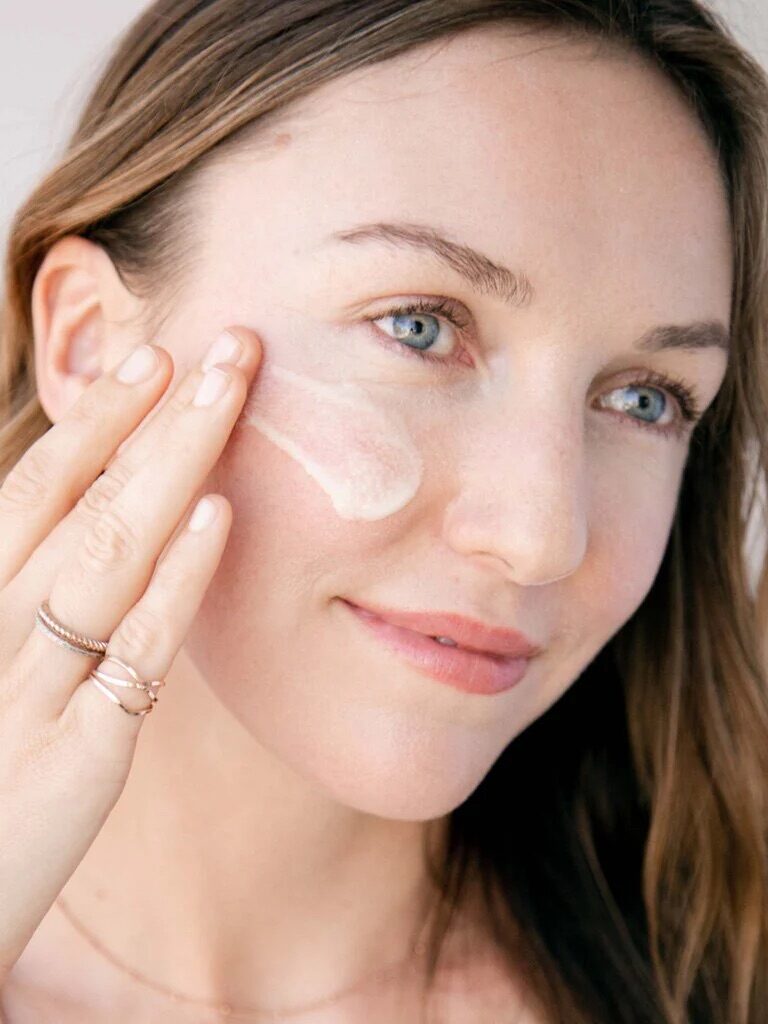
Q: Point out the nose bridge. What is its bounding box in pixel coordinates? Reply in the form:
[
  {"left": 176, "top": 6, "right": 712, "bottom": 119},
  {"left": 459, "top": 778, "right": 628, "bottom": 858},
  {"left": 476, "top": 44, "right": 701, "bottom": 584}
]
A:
[{"left": 442, "top": 381, "right": 589, "bottom": 586}]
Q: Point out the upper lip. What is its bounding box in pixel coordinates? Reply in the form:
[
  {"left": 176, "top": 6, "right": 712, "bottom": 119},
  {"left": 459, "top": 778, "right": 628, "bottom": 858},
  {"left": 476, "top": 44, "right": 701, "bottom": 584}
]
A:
[{"left": 342, "top": 599, "right": 543, "bottom": 660}]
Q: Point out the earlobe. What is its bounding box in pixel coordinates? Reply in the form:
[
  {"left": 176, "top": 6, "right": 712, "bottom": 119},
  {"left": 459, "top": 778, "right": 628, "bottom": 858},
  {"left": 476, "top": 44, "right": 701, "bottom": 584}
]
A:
[{"left": 31, "top": 235, "right": 138, "bottom": 422}]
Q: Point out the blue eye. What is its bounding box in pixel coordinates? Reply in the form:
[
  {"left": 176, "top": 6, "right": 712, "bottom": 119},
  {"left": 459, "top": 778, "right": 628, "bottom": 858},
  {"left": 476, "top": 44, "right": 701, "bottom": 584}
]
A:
[
  {"left": 365, "top": 297, "right": 704, "bottom": 441},
  {"left": 389, "top": 312, "right": 440, "bottom": 350},
  {"left": 368, "top": 297, "right": 471, "bottom": 364},
  {"left": 597, "top": 373, "right": 702, "bottom": 441},
  {"left": 605, "top": 384, "right": 667, "bottom": 423}
]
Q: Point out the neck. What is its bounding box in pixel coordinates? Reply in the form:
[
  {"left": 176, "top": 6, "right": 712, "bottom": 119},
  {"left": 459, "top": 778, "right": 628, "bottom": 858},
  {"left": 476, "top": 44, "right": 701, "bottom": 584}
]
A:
[{"left": 39, "top": 647, "right": 460, "bottom": 1017}]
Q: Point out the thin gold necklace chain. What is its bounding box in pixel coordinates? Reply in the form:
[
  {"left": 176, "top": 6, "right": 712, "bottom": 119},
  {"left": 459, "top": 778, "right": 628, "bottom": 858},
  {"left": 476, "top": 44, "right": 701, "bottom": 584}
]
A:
[{"left": 54, "top": 894, "right": 431, "bottom": 1021}]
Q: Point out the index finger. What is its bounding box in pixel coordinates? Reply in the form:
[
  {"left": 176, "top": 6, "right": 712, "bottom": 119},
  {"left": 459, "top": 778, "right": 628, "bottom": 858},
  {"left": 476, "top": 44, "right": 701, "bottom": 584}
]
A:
[{"left": 0, "top": 344, "right": 173, "bottom": 586}]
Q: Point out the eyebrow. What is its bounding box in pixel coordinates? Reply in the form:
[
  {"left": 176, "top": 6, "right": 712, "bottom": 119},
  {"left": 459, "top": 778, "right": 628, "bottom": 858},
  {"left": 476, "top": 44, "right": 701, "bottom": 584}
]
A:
[{"left": 322, "top": 220, "right": 731, "bottom": 354}]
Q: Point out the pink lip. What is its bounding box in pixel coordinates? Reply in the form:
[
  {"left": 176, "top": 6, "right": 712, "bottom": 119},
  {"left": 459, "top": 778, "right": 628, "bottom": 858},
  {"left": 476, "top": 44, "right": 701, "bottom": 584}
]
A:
[
  {"left": 340, "top": 599, "right": 539, "bottom": 696},
  {"left": 340, "top": 598, "right": 541, "bottom": 659}
]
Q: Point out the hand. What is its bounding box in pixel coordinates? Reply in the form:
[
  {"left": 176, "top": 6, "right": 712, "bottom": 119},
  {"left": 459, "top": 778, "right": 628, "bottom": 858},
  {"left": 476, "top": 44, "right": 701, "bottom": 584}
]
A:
[{"left": 0, "top": 327, "right": 262, "bottom": 981}]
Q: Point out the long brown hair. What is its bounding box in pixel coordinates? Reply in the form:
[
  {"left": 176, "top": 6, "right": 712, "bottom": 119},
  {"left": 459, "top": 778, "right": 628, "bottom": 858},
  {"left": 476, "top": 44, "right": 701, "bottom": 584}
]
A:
[{"left": 2, "top": 2, "right": 768, "bottom": 1021}]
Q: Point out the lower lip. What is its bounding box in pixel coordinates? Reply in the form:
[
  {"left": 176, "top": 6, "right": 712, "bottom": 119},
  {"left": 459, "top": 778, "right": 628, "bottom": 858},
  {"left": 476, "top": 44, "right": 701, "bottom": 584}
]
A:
[{"left": 341, "top": 600, "right": 532, "bottom": 695}]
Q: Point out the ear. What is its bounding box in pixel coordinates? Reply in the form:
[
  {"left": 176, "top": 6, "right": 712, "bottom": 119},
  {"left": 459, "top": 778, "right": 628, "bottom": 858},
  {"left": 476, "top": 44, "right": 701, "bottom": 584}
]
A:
[{"left": 31, "top": 235, "right": 144, "bottom": 422}]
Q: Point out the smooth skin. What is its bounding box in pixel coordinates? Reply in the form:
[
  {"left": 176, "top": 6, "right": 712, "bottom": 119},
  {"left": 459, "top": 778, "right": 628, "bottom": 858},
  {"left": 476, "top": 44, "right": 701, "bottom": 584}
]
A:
[
  {"left": 0, "top": 23, "right": 731, "bottom": 1024},
  {"left": 0, "top": 328, "right": 262, "bottom": 979}
]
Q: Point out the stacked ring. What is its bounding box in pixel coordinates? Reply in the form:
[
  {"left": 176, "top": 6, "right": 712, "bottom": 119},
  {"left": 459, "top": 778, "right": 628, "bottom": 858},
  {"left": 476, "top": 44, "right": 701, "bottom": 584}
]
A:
[{"left": 34, "top": 601, "right": 165, "bottom": 716}]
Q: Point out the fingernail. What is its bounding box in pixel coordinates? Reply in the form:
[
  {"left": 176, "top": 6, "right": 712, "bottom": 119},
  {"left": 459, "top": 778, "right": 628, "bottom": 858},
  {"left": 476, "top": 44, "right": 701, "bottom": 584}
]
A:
[
  {"left": 201, "top": 331, "right": 242, "bottom": 372},
  {"left": 193, "top": 367, "right": 231, "bottom": 407},
  {"left": 188, "top": 496, "right": 218, "bottom": 532},
  {"left": 115, "top": 345, "right": 158, "bottom": 384}
]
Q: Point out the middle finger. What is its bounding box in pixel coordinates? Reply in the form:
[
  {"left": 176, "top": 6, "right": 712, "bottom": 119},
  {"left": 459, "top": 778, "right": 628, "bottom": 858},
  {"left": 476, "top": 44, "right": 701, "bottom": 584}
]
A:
[
  {"left": 7, "top": 329, "right": 259, "bottom": 595},
  {"left": 18, "top": 328, "right": 261, "bottom": 699}
]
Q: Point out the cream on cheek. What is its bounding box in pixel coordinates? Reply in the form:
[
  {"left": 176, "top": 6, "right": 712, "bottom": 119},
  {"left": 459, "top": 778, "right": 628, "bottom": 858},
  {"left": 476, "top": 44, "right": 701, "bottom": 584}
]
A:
[{"left": 240, "top": 361, "right": 424, "bottom": 521}]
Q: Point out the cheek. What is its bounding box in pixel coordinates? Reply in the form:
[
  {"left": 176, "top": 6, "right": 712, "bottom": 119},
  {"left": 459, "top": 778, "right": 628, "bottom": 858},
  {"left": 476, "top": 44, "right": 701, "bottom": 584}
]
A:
[
  {"left": 193, "top": 407, "right": 405, "bottom": 678},
  {"left": 575, "top": 449, "right": 684, "bottom": 644},
  {"left": 239, "top": 361, "right": 424, "bottom": 521},
  {"left": 188, "top": 357, "right": 431, "bottom": 651},
  {"left": 183, "top": 433, "right": 503, "bottom": 820},
  {"left": 514, "top": 452, "right": 685, "bottom": 736}
]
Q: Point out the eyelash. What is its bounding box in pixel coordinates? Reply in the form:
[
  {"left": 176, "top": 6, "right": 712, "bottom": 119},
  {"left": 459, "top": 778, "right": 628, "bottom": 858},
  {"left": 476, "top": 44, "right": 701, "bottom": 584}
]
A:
[{"left": 366, "top": 296, "right": 704, "bottom": 441}]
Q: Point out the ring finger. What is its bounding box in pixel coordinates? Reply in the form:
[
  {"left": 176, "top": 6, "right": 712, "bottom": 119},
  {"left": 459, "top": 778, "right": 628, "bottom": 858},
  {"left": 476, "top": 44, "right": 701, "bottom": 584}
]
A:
[
  {"left": 64, "top": 493, "right": 232, "bottom": 754},
  {"left": 12, "top": 336, "right": 259, "bottom": 718}
]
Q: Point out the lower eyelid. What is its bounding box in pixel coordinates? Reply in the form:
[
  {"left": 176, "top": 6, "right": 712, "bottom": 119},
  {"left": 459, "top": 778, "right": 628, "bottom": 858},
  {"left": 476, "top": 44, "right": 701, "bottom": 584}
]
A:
[{"left": 367, "top": 313, "right": 700, "bottom": 432}]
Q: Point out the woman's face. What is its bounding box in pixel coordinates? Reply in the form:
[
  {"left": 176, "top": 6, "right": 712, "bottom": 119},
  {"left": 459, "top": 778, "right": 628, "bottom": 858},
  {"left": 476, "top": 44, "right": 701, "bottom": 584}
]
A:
[{"left": 148, "top": 26, "right": 731, "bottom": 819}]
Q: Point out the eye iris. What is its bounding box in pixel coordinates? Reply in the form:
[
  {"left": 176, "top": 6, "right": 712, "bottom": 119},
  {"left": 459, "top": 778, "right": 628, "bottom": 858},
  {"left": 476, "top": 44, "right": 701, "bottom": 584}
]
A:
[
  {"left": 391, "top": 313, "right": 438, "bottom": 351},
  {"left": 627, "top": 386, "right": 664, "bottom": 422}
]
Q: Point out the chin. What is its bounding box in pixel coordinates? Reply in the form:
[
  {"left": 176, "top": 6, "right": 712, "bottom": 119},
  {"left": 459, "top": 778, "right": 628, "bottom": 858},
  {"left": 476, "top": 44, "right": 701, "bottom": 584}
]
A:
[
  {"left": 259, "top": 702, "right": 503, "bottom": 821},
  {"left": 183, "top": 595, "right": 510, "bottom": 821}
]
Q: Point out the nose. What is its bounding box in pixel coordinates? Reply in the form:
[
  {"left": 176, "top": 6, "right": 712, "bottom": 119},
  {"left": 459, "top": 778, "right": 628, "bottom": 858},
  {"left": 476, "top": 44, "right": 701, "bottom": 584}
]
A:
[{"left": 441, "top": 404, "right": 588, "bottom": 587}]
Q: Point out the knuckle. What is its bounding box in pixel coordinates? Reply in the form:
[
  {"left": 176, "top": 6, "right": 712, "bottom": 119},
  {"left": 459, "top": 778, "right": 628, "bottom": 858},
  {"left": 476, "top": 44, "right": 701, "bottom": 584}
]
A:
[
  {"left": 110, "top": 604, "right": 164, "bottom": 659},
  {"left": 167, "top": 386, "right": 193, "bottom": 416},
  {"left": 78, "top": 507, "right": 141, "bottom": 574},
  {"left": 0, "top": 445, "right": 55, "bottom": 511},
  {"left": 75, "top": 462, "right": 132, "bottom": 520}
]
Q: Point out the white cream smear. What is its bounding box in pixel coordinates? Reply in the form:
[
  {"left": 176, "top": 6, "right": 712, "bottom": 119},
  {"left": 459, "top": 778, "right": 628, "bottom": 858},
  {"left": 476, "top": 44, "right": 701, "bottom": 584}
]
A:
[{"left": 241, "top": 362, "right": 424, "bottom": 521}]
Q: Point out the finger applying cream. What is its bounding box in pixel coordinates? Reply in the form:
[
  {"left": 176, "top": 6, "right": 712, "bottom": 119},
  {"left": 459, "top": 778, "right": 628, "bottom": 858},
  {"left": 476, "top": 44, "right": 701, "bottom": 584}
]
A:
[{"left": 240, "top": 362, "right": 423, "bottom": 521}]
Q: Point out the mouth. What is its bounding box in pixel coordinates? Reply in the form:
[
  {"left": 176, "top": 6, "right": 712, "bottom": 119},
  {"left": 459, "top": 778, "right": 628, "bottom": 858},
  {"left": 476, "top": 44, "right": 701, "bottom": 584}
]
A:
[
  {"left": 338, "top": 598, "right": 541, "bottom": 659},
  {"left": 339, "top": 598, "right": 536, "bottom": 696}
]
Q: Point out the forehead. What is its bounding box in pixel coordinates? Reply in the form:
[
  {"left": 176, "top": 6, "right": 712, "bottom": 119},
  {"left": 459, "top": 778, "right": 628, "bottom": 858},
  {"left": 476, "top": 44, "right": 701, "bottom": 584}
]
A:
[{"left": 199, "top": 25, "right": 732, "bottom": 327}]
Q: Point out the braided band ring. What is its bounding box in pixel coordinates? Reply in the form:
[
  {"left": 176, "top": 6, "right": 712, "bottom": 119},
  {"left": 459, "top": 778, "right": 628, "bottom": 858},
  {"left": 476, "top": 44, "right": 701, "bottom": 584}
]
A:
[
  {"left": 35, "top": 600, "right": 108, "bottom": 656},
  {"left": 34, "top": 602, "right": 167, "bottom": 717}
]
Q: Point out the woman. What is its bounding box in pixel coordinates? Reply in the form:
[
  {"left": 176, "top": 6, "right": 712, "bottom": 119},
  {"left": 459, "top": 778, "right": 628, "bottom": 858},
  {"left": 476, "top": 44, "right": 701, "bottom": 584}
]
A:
[{"left": 0, "top": 0, "right": 767, "bottom": 1021}]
